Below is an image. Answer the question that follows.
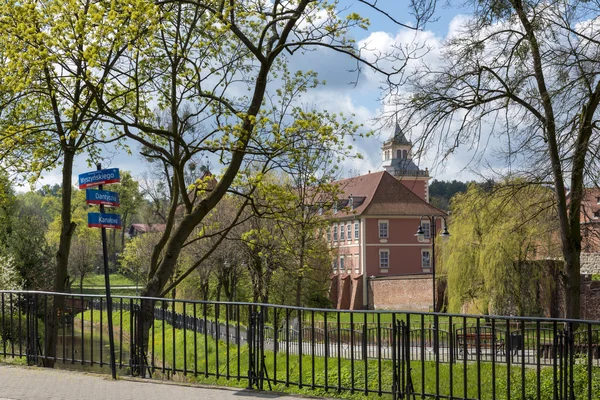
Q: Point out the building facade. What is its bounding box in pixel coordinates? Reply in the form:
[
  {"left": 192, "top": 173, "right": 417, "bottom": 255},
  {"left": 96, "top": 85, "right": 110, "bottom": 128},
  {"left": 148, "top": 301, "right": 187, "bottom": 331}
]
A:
[{"left": 328, "top": 166, "right": 445, "bottom": 310}]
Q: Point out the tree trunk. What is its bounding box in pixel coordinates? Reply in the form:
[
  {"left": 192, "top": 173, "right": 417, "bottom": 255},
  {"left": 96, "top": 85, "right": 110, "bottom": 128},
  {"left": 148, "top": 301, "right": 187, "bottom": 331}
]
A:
[{"left": 45, "top": 149, "right": 77, "bottom": 368}]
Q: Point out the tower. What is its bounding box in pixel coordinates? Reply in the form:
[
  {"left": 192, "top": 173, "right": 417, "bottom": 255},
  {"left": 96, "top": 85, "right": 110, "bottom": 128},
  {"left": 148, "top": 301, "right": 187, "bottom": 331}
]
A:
[{"left": 381, "top": 123, "right": 431, "bottom": 202}]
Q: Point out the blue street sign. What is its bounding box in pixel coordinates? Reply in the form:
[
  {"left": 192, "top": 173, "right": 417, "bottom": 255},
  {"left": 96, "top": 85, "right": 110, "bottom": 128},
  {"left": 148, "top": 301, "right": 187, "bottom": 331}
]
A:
[
  {"left": 88, "top": 212, "right": 122, "bottom": 229},
  {"left": 79, "top": 168, "right": 120, "bottom": 189},
  {"left": 86, "top": 189, "right": 120, "bottom": 207}
]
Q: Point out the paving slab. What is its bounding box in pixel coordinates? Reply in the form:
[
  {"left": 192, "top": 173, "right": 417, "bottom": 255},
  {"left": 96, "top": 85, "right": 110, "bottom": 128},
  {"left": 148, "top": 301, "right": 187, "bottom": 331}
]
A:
[{"left": 0, "top": 364, "right": 314, "bottom": 400}]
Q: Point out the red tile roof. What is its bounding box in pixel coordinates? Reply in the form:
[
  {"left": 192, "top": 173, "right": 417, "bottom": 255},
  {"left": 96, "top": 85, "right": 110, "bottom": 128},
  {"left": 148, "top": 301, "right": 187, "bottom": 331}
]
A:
[{"left": 333, "top": 171, "right": 445, "bottom": 217}]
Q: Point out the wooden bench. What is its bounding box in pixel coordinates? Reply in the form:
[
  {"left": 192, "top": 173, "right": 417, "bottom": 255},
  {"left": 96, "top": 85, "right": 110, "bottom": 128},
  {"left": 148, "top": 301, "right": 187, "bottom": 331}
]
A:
[{"left": 455, "top": 332, "right": 505, "bottom": 356}]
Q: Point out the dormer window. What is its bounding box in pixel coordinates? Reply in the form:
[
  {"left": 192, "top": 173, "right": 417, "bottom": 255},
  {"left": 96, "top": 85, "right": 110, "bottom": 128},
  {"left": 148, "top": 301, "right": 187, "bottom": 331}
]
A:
[
  {"left": 594, "top": 211, "right": 600, "bottom": 219},
  {"left": 348, "top": 195, "right": 353, "bottom": 210}
]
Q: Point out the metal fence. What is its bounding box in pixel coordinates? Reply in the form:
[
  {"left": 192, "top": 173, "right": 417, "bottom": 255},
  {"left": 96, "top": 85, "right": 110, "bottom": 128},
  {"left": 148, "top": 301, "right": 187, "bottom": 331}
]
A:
[{"left": 1, "top": 290, "right": 599, "bottom": 399}]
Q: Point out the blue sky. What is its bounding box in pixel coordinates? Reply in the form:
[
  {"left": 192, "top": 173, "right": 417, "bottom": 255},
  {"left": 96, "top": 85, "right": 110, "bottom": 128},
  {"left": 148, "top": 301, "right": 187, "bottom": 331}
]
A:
[{"left": 26, "top": 1, "right": 477, "bottom": 192}]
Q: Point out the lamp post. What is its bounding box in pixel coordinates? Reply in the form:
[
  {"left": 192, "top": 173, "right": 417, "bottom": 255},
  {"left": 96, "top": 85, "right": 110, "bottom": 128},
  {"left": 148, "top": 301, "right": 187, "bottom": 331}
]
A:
[{"left": 415, "top": 215, "right": 450, "bottom": 313}]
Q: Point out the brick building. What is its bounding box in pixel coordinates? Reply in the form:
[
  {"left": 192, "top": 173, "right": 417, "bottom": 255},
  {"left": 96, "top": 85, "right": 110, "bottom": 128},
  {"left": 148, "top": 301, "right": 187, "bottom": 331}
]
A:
[{"left": 328, "top": 126, "right": 446, "bottom": 311}]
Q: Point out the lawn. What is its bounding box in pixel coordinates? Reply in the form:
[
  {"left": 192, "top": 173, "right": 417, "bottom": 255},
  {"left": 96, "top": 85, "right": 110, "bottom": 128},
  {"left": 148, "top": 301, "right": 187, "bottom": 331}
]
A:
[{"left": 82, "top": 274, "right": 137, "bottom": 287}]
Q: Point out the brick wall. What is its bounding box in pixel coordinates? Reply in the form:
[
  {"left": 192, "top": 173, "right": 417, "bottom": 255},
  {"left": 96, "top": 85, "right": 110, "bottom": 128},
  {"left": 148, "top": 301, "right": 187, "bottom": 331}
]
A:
[{"left": 369, "top": 274, "right": 433, "bottom": 311}]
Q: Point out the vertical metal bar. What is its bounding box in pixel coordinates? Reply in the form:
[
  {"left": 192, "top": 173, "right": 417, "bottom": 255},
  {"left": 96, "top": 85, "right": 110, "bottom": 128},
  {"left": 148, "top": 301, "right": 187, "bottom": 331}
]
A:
[
  {"left": 391, "top": 315, "right": 397, "bottom": 400},
  {"left": 311, "top": 310, "right": 315, "bottom": 389},
  {"left": 90, "top": 297, "right": 94, "bottom": 366},
  {"left": 71, "top": 295, "right": 75, "bottom": 364},
  {"left": 449, "top": 315, "right": 453, "bottom": 400},
  {"left": 44, "top": 295, "right": 48, "bottom": 364},
  {"left": 462, "top": 316, "right": 467, "bottom": 400},
  {"left": 100, "top": 297, "right": 103, "bottom": 367},
  {"left": 273, "top": 307, "right": 278, "bottom": 384},
  {"left": 553, "top": 320, "right": 558, "bottom": 400},
  {"left": 236, "top": 303, "right": 241, "bottom": 380},
  {"left": 521, "top": 320, "right": 525, "bottom": 400},
  {"left": 62, "top": 295, "right": 66, "bottom": 363},
  {"left": 183, "top": 301, "right": 187, "bottom": 375},
  {"left": 172, "top": 300, "right": 176, "bottom": 374},
  {"left": 337, "top": 311, "right": 341, "bottom": 392},
  {"left": 81, "top": 295, "right": 85, "bottom": 364},
  {"left": 350, "top": 312, "right": 355, "bottom": 394},
  {"left": 151, "top": 304, "right": 155, "bottom": 375},
  {"left": 588, "top": 323, "right": 592, "bottom": 400},
  {"left": 194, "top": 303, "right": 198, "bottom": 377},
  {"left": 536, "top": 320, "right": 541, "bottom": 400},
  {"left": 1, "top": 293, "right": 5, "bottom": 356},
  {"left": 203, "top": 302, "right": 208, "bottom": 378},
  {"left": 364, "top": 313, "right": 368, "bottom": 395},
  {"left": 298, "top": 309, "right": 303, "bottom": 388},
  {"left": 476, "top": 318, "right": 481, "bottom": 400},
  {"left": 406, "top": 314, "right": 411, "bottom": 398},
  {"left": 226, "top": 302, "right": 230, "bottom": 380},
  {"left": 324, "top": 312, "right": 329, "bottom": 391},
  {"left": 436, "top": 313, "right": 440, "bottom": 398},
  {"left": 119, "top": 298, "right": 123, "bottom": 368},
  {"left": 506, "top": 319, "right": 511, "bottom": 400},
  {"left": 215, "top": 302, "right": 220, "bottom": 379},
  {"left": 492, "top": 318, "right": 496, "bottom": 400},
  {"left": 130, "top": 298, "right": 134, "bottom": 370},
  {"left": 377, "top": 313, "right": 382, "bottom": 396},
  {"left": 286, "top": 307, "right": 290, "bottom": 387},
  {"left": 569, "top": 322, "right": 574, "bottom": 400},
  {"left": 421, "top": 314, "right": 426, "bottom": 396},
  {"left": 162, "top": 301, "right": 166, "bottom": 375}
]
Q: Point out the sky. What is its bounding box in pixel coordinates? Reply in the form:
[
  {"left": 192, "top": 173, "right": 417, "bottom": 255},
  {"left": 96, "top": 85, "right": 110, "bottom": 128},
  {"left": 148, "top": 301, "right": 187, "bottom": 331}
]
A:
[{"left": 23, "top": 0, "right": 478, "bottom": 192}]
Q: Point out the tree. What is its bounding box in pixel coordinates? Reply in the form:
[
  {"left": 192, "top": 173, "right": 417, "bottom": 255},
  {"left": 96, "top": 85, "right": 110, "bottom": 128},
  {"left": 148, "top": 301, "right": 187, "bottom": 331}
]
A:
[
  {"left": 441, "top": 182, "right": 561, "bottom": 315},
  {"left": 395, "top": 0, "right": 600, "bottom": 318},
  {"left": 0, "top": 0, "right": 155, "bottom": 365}
]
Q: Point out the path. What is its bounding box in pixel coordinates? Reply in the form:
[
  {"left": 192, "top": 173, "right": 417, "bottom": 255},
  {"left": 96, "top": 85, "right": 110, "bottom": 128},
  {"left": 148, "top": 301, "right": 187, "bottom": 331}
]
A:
[{"left": 0, "top": 364, "right": 313, "bottom": 400}]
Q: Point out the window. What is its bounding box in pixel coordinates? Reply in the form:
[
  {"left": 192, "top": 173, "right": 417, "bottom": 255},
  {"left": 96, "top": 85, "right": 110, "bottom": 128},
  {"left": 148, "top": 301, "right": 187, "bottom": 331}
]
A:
[
  {"left": 327, "top": 227, "right": 331, "bottom": 242},
  {"left": 422, "top": 221, "right": 431, "bottom": 239},
  {"left": 403, "top": 150, "right": 407, "bottom": 159},
  {"left": 597, "top": 197, "right": 600, "bottom": 204},
  {"left": 379, "top": 250, "right": 389, "bottom": 270},
  {"left": 397, "top": 149, "right": 402, "bottom": 159},
  {"left": 333, "top": 258, "right": 338, "bottom": 270},
  {"left": 333, "top": 225, "right": 338, "bottom": 241},
  {"left": 379, "top": 220, "right": 389, "bottom": 238},
  {"left": 340, "top": 224, "right": 345, "bottom": 240},
  {"left": 347, "top": 224, "right": 351, "bottom": 241},
  {"left": 354, "top": 221, "right": 359, "bottom": 240},
  {"left": 340, "top": 256, "right": 345, "bottom": 271},
  {"left": 354, "top": 254, "right": 360, "bottom": 271},
  {"left": 422, "top": 250, "right": 431, "bottom": 269},
  {"left": 349, "top": 197, "right": 354, "bottom": 210},
  {"left": 333, "top": 201, "right": 338, "bottom": 214},
  {"left": 594, "top": 211, "right": 600, "bottom": 219}
]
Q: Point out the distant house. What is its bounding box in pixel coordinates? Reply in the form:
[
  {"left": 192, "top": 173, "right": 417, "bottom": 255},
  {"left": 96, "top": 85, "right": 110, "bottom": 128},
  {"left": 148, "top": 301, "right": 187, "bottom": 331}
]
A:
[
  {"left": 327, "top": 127, "right": 446, "bottom": 311},
  {"left": 127, "top": 223, "right": 166, "bottom": 238}
]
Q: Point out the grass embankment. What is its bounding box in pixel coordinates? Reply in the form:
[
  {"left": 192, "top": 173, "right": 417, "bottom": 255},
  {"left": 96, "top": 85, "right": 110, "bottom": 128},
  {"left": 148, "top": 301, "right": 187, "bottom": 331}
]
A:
[
  {"left": 79, "top": 310, "right": 600, "bottom": 400},
  {"left": 82, "top": 274, "right": 137, "bottom": 287}
]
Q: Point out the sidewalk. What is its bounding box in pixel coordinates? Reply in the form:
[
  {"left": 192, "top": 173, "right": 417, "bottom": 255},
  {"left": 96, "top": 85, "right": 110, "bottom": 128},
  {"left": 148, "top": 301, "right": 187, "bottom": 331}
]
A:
[{"left": 0, "top": 364, "right": 312, "bottom": 400}]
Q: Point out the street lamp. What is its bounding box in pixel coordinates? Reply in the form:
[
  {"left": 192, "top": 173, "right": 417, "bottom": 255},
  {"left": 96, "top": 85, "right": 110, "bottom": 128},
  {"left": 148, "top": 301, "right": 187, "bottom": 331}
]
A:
[{"left": 415, "top": 215, "right": 450, "bottom": 313}]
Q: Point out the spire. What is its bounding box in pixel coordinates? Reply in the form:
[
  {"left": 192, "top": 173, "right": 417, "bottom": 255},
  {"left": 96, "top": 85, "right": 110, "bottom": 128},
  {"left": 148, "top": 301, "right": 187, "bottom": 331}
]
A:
[{"left": 389, "top": 123, "right": 411, "bottom": 146}]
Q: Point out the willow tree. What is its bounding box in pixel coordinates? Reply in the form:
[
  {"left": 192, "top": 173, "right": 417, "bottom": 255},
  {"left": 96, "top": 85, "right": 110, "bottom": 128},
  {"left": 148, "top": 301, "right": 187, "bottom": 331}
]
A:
[
  {"left": 396, "top": 0, "right": 600, "bottom": 318},
  {"left": 440, "top": 182, "right": 561, "bottom": 315},
  {"left": 0, "top": 0, "right": 156, "bottom": 364}
]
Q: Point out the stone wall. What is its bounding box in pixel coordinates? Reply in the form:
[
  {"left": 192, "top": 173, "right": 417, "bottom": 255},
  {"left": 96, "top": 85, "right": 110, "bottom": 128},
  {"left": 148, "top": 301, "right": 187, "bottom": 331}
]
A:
[
  {"left": 369, "top": 274, "right": 433, "bottom": 311},
  {"left": 581, "top": 253, "right": 600, "bottom": 275},
  {"left": 581, "top": 276, "right": 600, "bottom": 320}
]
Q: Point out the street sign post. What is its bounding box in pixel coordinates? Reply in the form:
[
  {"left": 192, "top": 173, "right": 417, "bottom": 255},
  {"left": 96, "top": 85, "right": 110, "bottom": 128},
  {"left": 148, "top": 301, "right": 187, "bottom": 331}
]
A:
[
  {"left": 87, "top": 212, "right": 122, "bottom": 229},
  {"left": 81, "top": 164, "right": 120, "bottom": 380},
  {"left": 86, "top": 189, "right": 120, "bottom": 207},
  {"left": 78, "top": 168, "right": 120, "bottom": 189}
]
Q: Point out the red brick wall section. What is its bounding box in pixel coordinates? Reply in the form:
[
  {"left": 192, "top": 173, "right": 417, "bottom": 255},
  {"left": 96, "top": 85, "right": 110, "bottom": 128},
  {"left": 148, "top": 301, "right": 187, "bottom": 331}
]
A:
[
  {"left": 338, "top": 275, "right": 352, "bottom": 309},
  {"left": 369, "top": 274, "right": 433, "bottom": 311},
  {"left": 349, "top": 275, "right": 364, "bottom": 310}
]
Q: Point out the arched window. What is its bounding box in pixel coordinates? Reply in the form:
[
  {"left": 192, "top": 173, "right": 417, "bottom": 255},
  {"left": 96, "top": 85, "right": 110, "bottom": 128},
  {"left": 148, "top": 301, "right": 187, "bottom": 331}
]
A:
[
  {"left": 396, "top": 149, "right": 401, "bottom": 159},
  {"left": 403, "top": 150, "right": 407, "bottom": 159}
]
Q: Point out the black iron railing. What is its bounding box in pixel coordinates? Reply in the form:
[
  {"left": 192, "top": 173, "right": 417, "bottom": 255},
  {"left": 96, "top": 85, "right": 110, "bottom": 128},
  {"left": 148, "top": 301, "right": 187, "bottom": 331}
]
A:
[{"left": 1, "top": 290, "right": 599, "bottom": 399}]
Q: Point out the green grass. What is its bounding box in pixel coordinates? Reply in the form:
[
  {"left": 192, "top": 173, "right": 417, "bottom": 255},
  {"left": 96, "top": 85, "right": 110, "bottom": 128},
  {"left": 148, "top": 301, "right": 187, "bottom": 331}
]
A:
[
  {"left": 78, "top": 310, "right": 600, "bottom": 400},
  {"left": 82, "top": 274, "right": 136, "bottom": 287}
]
